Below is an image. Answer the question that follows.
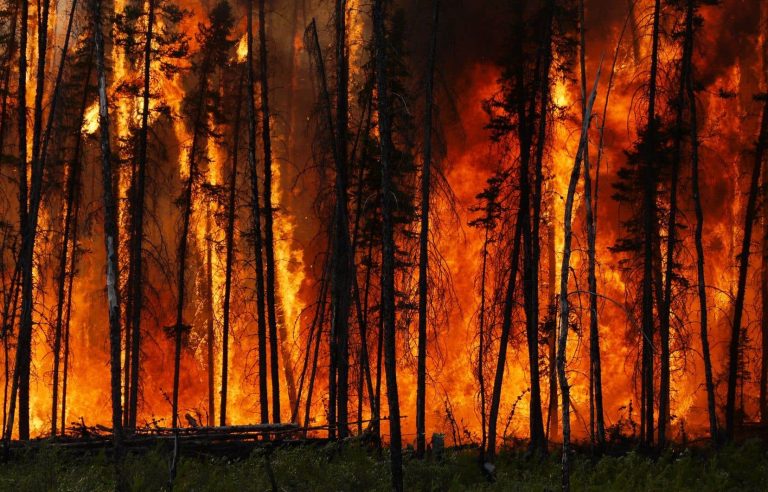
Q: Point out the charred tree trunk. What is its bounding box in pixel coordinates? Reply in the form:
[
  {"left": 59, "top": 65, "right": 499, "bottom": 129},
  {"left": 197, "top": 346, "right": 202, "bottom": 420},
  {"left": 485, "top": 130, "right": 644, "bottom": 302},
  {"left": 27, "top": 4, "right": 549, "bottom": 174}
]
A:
[
  {"left": 486, "top": 211, "right": 522, "bottom": 461},
  {"left": 60, "top": 200, "right": 80, "bottom": 437},
  {"left": 50, "top": 0, "right": 84, "bottom": 439},
  {"left": 204, "top": 214, "right": 215, "bottom": 427},
  {"left": 416, "top": 0, "right": 439, "bottom": 458},
  {"left": 294, "top": 244, "right": 331, "bottom": 425},
  {"left": 246, "top": 0, "right": 270, "bottom": 425},
  {"left": 305, "top": 16, "right": 350, "bottom": 439},
  {"left": 171, "top": 40, "right": 215, "bottom": 429},
  {"left": 558, "top": 66, "right": 600, "bottom": 492},
  {"left": 257, "top": 0, "right": 282, "bottom": 424},
  {"left": 525, "top": 0, "right": 554, "bottom": 455},
  {"left": 12, "top": 0, "right": 42, "bottom": 441},
  {"left": 726, "top": 96, "right": 768, "bottom": 439},
  {"left": 659, "top": 0, "right": 695, "bottom": 447},
  {"left": 687, "top": 0, "right": 717, "bottom": 441},
  {"left": 91, "top": 0, "right": 123, "bottom": 450},
  {"left": 0, "top": 0, "right": 17, "bottom": 161},
  {"left": 302, "top": 250, "right": 331, "bottom": 432},
  {"left": 579, "top": 0, "right": 605, "bottom": 447},
  {"left": 220, "top": 70, "right": 244, "bottom": 427},
  {"left": 126, "top": 0, "right": 157, "bottom": 431},
  {"left": 477, "top": 229, "right": 491, "bottom": 463},
  {"left": 373, "top": 0, "right": 403, "bottom": 488},
  {"left": 329, "top": 0, "right": 352, "bottom": 439},
  {"left": 640, "top": 0, "right": 662, "bottom": 448}
]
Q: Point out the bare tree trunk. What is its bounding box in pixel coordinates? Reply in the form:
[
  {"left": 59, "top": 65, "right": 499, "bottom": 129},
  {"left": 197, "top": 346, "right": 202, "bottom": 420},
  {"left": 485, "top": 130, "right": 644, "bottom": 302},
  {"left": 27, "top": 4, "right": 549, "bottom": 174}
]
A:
[
  {"left": 329, "top": 0, "right": 352, "bottom": 438},
  {"left": 246, "top": 0, "right": 270, "bottom": 425},
  {"left": 0, "top": 1, "right": 17, "bottom": 161},
  {"left": 60, "top": 198, "right": 80, "bottom": 436},
  {"left": 220, "top": 70, "right": 244, "bottom": 427},
  {"left": 91, "top": 0, "right": 123, "bottom": 451},
  {"left": 373, "top": 0, "right": 403, "bottom": 487},
  {"left": 486, "top": 211, "right": 522, "bottom": 461},
  {"left": 687, "top": 0, "right": 717, "bottom": 441},
  {"left": 204, "top": 214, "right": 215, "bottom": 427},
  {"left": 477, "top": 229, "right": 490, "bottom": 463},
  {"left": 4, "top": 0, "right": 27, "bottom": 441},
  {"left": 171, "top": 46, "right": 213, "bottom": 429},
  {"left": 305, "top": 16, "right": 350, "bottom": 439},
  {"left": 546, "top": 232, "right": 557, "bottom": 442},
  {"left": 726, "top": 97, "right": 768, "bottom": 439},
  {"left": 13, "top": 0, "right": 44, "bottom": 441},
  {"left": 295, "top": 244, "right": 331, "bottom": 425},
  {"left": 640, "top": 0, "right": 662, "bottom": 448},
  {"left": 659, "top": 0, "right": 694, "bottom": 447},
  {"left": 49, "top": 0, "right": 83, "bottom": 438},
  {"left": 302, "top": 253, "right": 331, "bottom": 432},
  {"left": 524, "top": 0, "right": 554, "bottom": 454},
  {"left": 578, "top": 0, "right": 605, "bottom": 447},
  {"left": 257, "top": 0, "right": 283, "bottom": 424},
  {"left": 416, "top": 0, "right": 439, "bottom": 458},
  {"left": 557, "top": 65, "right": 601, "bottom": 492},
  {"left": 127, "top": 0, "right": 157, "bottom": 431}
]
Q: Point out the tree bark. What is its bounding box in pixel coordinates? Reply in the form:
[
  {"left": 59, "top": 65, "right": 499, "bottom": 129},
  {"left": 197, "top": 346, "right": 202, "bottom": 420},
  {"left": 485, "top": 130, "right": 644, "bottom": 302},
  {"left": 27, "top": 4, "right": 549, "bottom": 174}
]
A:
[
  {"left": 91, "top": 0, "right": 124, "bottom": 450},
  {"left": 640, "top": 0, "right": 662, "bottom": 448},
  {"left": 50, "top": 0, "right": 84, "bottom": 438},
  {"left": 416, "top": 0, "right": 439, "bottom": 458},
  {"left": 329, "top": 0, "right": 352, "bottom": 439},
  {"left": 126, "top": 0, "right": 157, "bottom": 431},
  {"left": 687, "top": 0, "right": 718, "bottom": 442},
  {"left": 726, "top": 96, "right": 768, "bottom": 439},
  {"left": 373, "top": 0, "right": 403, "bottom": 487},
  {"left": 257, "top": 0, "right": 283, "bottom": 424},
  {"left": 579, "top": 0, "right": 605, "bottom": 447},
  {"left": 486, "top": 211, "right": 522, "bottom": 461},
  {"left": 557, "top": 65, "right": 600, "bottom": 492},
  {"left": 171, "top": 35, "right": 215, "bottom": 429},
  {"left": 220, "top": 69, "right": 245, "bottom": 426},
  {"left": 246, "top": 0, "right": 270, "bottom": 424},
  {"left": 525, "top": 0, "right": 554, "bottom": 454},
  {"left": 477, "top": 229, "right": 491, "bottom": 463}
]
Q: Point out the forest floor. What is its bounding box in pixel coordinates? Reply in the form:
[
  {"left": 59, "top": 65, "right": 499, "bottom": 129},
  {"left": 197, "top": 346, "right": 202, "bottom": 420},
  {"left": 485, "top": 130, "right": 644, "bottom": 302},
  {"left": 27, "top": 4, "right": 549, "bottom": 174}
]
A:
[{"left": 0, "top": 438, "right": 766, "bottom": 491}]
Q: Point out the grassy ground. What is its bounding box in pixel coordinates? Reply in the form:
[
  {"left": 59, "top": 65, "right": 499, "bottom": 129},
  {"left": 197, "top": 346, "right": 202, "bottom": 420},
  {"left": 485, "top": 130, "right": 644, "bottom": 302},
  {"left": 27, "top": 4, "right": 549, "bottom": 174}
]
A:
[{"left": 0, "top": 439, "right": 767, "bottom": 491}]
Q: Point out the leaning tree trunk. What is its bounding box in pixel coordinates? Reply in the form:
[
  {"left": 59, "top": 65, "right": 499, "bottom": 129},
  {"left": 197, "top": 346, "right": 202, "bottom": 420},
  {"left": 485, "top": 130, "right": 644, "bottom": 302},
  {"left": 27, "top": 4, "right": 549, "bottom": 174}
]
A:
[
  {"left": 726, "top": 96, "right": 768, "bottom": 439},
  {"left": 305, "top": 17, "right": 349, "bottom": 439},
  {"left": 416, "top": 0, "right": 439, "bottom": 458},
  {"left": 578, "top": 0, "right": 605, "bottom": 447},
  {"left": 373, "top": 0, "right": 403, "bottom": 489},
  {"left": 557, "top": 65, "right": 600, "bottom": 492},
  {"left": 477, "top": 229, "right": 491, "bottom": 463},
  {"left": 486, "top": 211, "right": 523, "bottom": 461}
]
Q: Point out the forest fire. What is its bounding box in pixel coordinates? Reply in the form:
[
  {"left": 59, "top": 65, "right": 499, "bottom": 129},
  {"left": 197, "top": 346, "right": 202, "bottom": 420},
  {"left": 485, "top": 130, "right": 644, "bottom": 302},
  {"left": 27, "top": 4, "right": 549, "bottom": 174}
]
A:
[{"left": 1, "top": 0, "right": 768, "bottom": 489}]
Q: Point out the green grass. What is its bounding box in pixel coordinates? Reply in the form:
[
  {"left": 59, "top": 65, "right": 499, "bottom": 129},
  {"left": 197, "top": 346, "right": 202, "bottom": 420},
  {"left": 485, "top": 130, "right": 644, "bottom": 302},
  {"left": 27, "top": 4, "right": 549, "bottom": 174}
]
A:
[{"left": 1, "top": 439, "right": 767, "bottom": 491}]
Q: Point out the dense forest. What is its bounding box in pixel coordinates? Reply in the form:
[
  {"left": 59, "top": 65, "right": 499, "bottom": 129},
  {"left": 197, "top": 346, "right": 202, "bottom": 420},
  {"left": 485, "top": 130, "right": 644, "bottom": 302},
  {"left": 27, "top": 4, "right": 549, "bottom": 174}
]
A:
[{"left": 0, "top": 0, "right": 767, "bottom": 489}]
